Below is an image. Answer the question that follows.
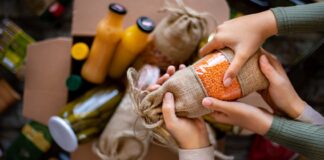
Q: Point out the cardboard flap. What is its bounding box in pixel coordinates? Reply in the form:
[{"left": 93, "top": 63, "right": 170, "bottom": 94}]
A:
[
  {"left": 23, "top": 37, "right": 72, "bottom": 125},
  {"left": 72, "top": 0, "right": 230, "bottom": 36}
]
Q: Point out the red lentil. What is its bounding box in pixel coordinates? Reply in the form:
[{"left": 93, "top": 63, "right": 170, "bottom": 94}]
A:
[{"left": 194, "top": 53, "right": 242, "bottom": 100}]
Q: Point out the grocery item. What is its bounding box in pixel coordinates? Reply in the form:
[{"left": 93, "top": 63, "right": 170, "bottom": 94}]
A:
[
  {"left": 127, "top": 48, "right": 268, "bottom": 145},
  {"left": 5, "top": 121, "right": 52, "bottom": 160},
  {"left": 94, "top": 65, "right": 160, "bottom": 160},
  {"left": 71, "top": 42, "right": 89, "bottom": 61},
  {"left": 0, "top": 19, "right": 34, "bottom": 78},
  {"left": 136, "top": 0, "right": 213, "bottom": 70},
  {"left": 48, "top": 84, "right": 123, "bottom": 152},
  {"left": 65, "top": 74, "right": 82, "bottom": 91},
  {"left": 108, "top": 17, "right": 155, "bottom": 78},
  {"left": 81, "top": 3, "right": 126, "bottom": 84}
]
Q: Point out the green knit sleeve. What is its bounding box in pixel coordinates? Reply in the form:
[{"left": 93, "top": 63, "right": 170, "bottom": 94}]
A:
[
  {"left": 270, "top": 3, "right": 324, "bottom": 34},
  {"left": 266, "top": 116, "right": 324, "bottom": 160}
]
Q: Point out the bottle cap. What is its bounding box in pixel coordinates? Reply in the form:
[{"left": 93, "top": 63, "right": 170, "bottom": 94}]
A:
[
  {"left": 108, "top": 3, "right": 127, "bottom": 15},
  {"left": 136, "top": 16, "right": 155, "bottom": 33},
  {"left": 49, "top": 2, "right": 65, "bottom": 17},
  {"left": 71, "top": 42, "right": 89, "bottom": 61},
  {"left": 66, "top": 75, "right": 82, "bottom": 91},
  {"left": 48, "top": 116, "right": 78, "bottom": 152}
]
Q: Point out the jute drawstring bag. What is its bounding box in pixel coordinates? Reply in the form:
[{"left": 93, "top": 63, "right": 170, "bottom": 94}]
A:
[
  {"left": 93, "top": 65, "right": 160, "bottom": 160},
  {"left": 127, "top": 48, "right": 268, "bottom": 145},
  {"left": 138, "top": 0, "right": 214, "bottom": 70}
]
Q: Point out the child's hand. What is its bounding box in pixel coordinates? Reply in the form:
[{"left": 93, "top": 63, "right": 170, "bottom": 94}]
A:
[
  {"left": 202, "top": 97, "right": 273, "bottom": 135},
  {"left": 147, "top": 65, "right": 210, "bottom": 149},
  {"left": 259, "top": 49, "right": 305, "bottom": 119},
  {"left": 200, "top": 10, "right": 277, "bottom": 87},
  {"left": 162, "top": 92, "right": 210, "bottom": 149},
  {"left": 146, "top": 64, "right": 186, "bottom": 91}
]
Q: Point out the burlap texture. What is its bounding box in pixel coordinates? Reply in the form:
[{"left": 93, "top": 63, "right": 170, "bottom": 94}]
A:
[
  {"left": 220, "top": 48, "right": 269, "bottom": 96},
  {"left": 141, "top": 0, "right": 211, "bottom": 70},
  {"left": 93, "top": 65, "right": 160, "bottom": 160},
  {"left": 128, "top": 67, "right": 212, "bottom": 129},
  {"left": 93, "top": 94, "right": 150, "bottom": 160}
]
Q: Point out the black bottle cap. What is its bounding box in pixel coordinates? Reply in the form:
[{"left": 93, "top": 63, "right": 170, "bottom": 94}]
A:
[
  {"left": 136, "top": 16, "right": 155, "bottom": 33},
  {"left": 108, "top": 3, "right": 127, "bottom": 15}
]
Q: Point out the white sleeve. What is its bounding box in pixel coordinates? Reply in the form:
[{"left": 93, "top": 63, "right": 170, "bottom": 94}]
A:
[
  {"left": 295, "top": 103, "right": 324, "bottom": 125},
  {"left": 178, "top": 146, "right": 214, "bottom": 160}
]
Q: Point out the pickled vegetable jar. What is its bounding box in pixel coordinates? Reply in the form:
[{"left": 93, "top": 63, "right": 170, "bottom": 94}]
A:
[{"left": 48, "top": 84, "right": 123, "bottom": 152}]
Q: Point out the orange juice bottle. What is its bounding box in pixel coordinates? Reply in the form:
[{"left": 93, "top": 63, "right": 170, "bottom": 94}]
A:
[
  {"left": 108, "top": 16, "right": 155, "bottom": 78},
  {"left": 81, "top": 3, "right": 127, "bottom": 84}
]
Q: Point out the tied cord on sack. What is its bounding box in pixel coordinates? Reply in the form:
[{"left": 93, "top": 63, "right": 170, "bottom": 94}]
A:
[
  {"left": 92, "top": 131, "right": 145, "bottom": 160},
  {"left": 130, "top": 0, "right": 218, "bottom": 132},
  {"left": 161, "top": 0, "right": 217, "bottom": 37},
  {"left": 142, "top": 0, "right": 217, "bottom": 70},
  {"left": 128, "top": 69, "right": 234, "bottom": 160},
  {"left": 128, "top": 68, "right": 164, "bottom": 129}
]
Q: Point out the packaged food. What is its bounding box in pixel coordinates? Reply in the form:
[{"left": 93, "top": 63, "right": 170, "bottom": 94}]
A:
[
  {"left": 94, "top": 65, "right": 160, "bottom": 160},
  {"left": 127, "top": 48, "right": 268, "bottom": 145},
  {"left": 48, "top": 84, "right": 123, "bottom": 152},
  {"left": 135, "top": 0, "right": 211, "bottom": 70},
  {"left": 71, "top": 42, "right": 89, "bottom": 61},
  {"left": 5, "top": 121, "right": 52, "bottom": 160},
  {"left": 108, "top": 17, "right": 155, "bottom": 78},
  {"left": 81, "top": 3, "right": 126, "bottom": 84}
]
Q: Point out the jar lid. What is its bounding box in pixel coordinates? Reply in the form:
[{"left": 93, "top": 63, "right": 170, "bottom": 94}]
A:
[
  {"left": 71, "top": 42, "right": 89, "bottom": 61},
  {"left": 136, "top": 16, "right": 155, "bottom": 33},
  {"left": 66, "top": 75, "right": 82, "bottom": 91},
  {"left": 108, "top": 3, "right": 127, "bottom": 15},
  {"left": 48, "top": 116, "right": 78, "bottom": 152}
]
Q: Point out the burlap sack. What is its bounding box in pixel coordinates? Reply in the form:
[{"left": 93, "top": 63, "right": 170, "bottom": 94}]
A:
[
  {"left": 140, "top": 0, "right": 212, "bottom": 70},
  {"left": 127, "top": 48, "right": 268, "bottom": 145},
  {"left": 221, "top": 48, "right": 269, "bottom": 96},
  {"left": 93, "top": 65, "right": 160, "bottom": 160}
]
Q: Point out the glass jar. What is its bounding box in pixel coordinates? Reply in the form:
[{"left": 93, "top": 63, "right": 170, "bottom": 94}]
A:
[{"left": 48, "top": 84, "right": 123, "bottom": 152}]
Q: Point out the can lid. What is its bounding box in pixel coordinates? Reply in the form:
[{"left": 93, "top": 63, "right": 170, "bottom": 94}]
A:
[
  {"left": 108, "top": 3, "right": 127, "bottom": 15},
  {"left": 71, "top": 42, "right": 89, "bottom": 61},
  {"left": 136, "top": 16, "right": 155, "bottom": 33},
  {"left": 66, "top": 75, "right": 82, "bottom": 91},
  {"left": 48, "top": 116, "right": 78, "bottom": 152}
]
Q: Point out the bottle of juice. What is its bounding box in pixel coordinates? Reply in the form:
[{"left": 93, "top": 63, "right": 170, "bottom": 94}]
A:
[
  {"left": 81, "top": 3, "right": 126, "bottom": 84},
  {"left": 108, "top": 16, "right": 155, "bottom": 78}
]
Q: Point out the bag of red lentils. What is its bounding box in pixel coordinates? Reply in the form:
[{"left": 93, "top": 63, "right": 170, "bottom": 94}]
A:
[{"left": 127, "top": 48, "right": 268, "bottom": 145}]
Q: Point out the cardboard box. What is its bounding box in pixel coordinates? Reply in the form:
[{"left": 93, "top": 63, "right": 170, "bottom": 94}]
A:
[
  {"left": 23, "top": 0, "right": 232, "bottom": 159},
  {"left": 23, "top": 38, "right": 71, "bottom": 125}
]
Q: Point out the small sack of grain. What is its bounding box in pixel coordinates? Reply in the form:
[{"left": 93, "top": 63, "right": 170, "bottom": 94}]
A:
[
  {"left": 93, "top": 65, "right": 160, "bottom": 160},
  {"left": 127, "top": 48, "right": 268, "bottom": 144},
  {"left": 137, "top": 0, "right": 212, "bottom": 70}
]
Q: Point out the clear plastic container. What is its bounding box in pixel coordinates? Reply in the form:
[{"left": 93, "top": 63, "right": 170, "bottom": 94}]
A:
[{"left": 193, "top": 52, "right": 242, "bottom": 100}]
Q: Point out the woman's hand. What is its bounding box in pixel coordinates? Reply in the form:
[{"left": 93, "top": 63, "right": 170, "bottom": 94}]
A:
[
  {"left": 202, "top": 97, "right": 273, "bottom": 135},
  {"left": 259, "top": 49, "right": 305, "bottom": 119},
  {"left": 162, "top": 92, "right": 210, "bottom": 149},
  {"left": 200, "top": 10, "right": 277, "bottom": 87}
]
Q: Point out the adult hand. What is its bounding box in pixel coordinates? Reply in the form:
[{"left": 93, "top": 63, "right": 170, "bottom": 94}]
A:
[
  {"left": 200, "top": 10, "right": 277, "bottom": 87},
  {"left": 202, "top": 97, "right": 273, "bottom": 135},
  {"left": 259, "top": 49, "right": 305, "bottom": 119}
]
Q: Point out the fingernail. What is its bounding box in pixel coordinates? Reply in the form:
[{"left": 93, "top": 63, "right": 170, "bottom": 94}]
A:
[
  {"left": 202, "top": 98, "right": 212, "bottom": 107},
  {"left": 223, "top": 77, "right": 232, "bottom": 87},
  {"left": 260, "top": 55, "right": 267, "bottom": 63},
  {"left": 166, "top": 92, "right": 173, "bottom": 99}
]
